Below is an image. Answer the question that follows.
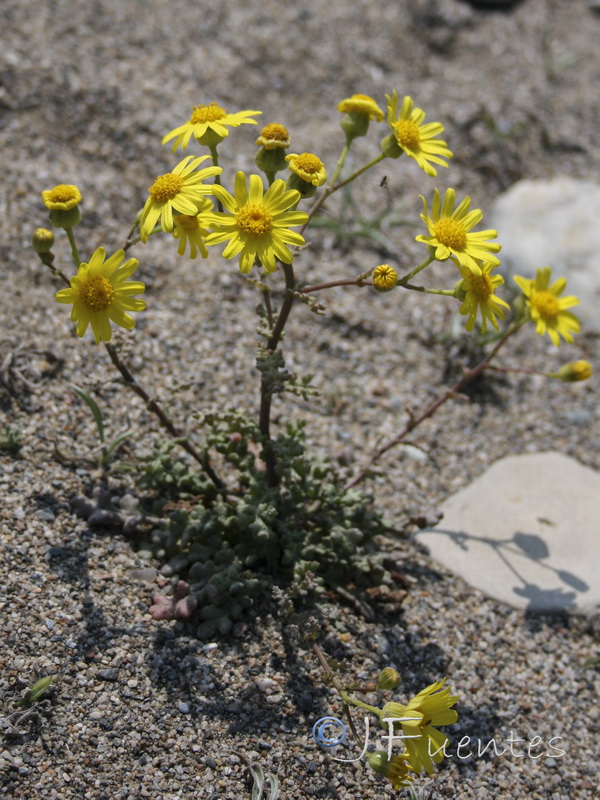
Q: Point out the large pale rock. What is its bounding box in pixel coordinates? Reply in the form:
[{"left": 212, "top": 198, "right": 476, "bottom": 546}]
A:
[
  {"left": 490, "top": 177, "right": 600, "bottom": 332},
  {"left": 416, "top": 452, "right": 600, "bottom": 613}
]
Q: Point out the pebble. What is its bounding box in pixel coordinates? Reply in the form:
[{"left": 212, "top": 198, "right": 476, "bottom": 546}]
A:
[{"left": 97, "top": 668, "right": 120, "bottom": 682}]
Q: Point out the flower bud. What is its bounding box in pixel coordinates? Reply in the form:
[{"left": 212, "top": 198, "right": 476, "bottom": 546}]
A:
[
  {"left": 551, "top": 360, "right": 593, "bottom": 382},
  {"left": 367, "top": 751, "right": 412, "bottom": 789},
  {"left": 372, "top": 264, "right": 398, "bottom": 292},
  {"left": 32, "top": 227, "right": 55, "bottom": 254},
  {"left": 377, "top": 667, "right": 401, "bottom": 690}
]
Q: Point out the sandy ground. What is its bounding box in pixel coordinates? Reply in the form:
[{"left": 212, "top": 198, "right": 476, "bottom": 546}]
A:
[{"left": 1, "top": 0, "right": 599, "bottom": 798}]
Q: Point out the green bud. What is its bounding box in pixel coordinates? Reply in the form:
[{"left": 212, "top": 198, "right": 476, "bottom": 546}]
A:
[
  {"left": 377, "top": 667, "right": 401, "bottom": 690},
  {"left": 32, "top": 227, "right": 55, "bottom": 254}
]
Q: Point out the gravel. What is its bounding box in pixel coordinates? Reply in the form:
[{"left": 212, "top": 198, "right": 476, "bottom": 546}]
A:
[{"left": 1, "top": 0, "right": 599, "bottom": 797}]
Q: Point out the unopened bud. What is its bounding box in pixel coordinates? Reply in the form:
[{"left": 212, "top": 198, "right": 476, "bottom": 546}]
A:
[
  {"left": 372, "top": 264, "right": 398, "bottom": 292},
  {"left": 32, "top": 227, "right": 55, "bottom": 254},
  {"left": 551, "top": 360, "right": 593, "bottom": 382},
  {"left": 377, "top": 667, "right": 401, "bottom": 690}
]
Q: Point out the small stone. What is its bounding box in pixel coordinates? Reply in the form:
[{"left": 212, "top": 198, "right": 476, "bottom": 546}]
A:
[
  {"left": 130, "top": 567, "right": 157, "bottom": 583},
  {"left": 254, "top": 677, "right": 277, "bottom": 692},
  {"left": 178, "top": 702, "right": 191, "bottom": 714},
  {"left": 88, "top": 509, "right": 123, "bottom": 527},
  {"left": 97, "top": 668, "right": 120, "bottom": 682}
]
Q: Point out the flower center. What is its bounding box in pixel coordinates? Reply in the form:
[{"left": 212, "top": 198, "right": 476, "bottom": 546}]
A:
[
  {"left": 395, "top": 119, "right": 421, "bottom": 150},
  {"left": 531, "top": 290, "right": 560, "bottom": 319},
  {"left": 433, "top": 218, "right": 467, "bottom": 251},
  {"left": 149, "top": 173, "right": 184, "bottom": 203},
  {"left": 293, "top": 153, "right": 323, "bottom": 175},
  {"left": 79, "top": 275, "right": 116, "bottom": 312},
  {"left": 260, "top": 123, "right": 289, "bottom": 141},
  {"left": 466, "top": 273, "right": 492, "bottom": 302},
  {"left": 177, "top": 214, "right": 199, "bottom": 232},
  {"left": 190, "top": 102, "right": 227, "bottom": 124},
  {"left": 47, "top": 185, "right": 80, "bottom": 204},
  {"left": 236, "top": 204, "right": 273, "bottom": 237}
]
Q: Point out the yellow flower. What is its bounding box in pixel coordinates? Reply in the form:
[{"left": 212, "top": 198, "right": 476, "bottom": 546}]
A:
[
  {"left": 162, "top": 102, "right": 261, "bottom": 151},
  {"left": 367, "top": 752, "right": 413, "bottom": 790},
  {"left": 286, "top": 153, "right": 327, "bottom": 187},
  {"left": 383, "top": 92, "right": 452, "bottom": 176},
  {"left": 416, "top": 188, "right": 501, "bottom": 275},
  {"left": 514, "top": 267, "right": 580, "bottom": 346},
  {"left": 381, "top": 679, "right": 458, "bottom": 775},
  {"left": 56, "top": 247, "right": 145, "bottom": 344},
  {"left": 172, "top": 198, "right": 213, "bottom": 259},
  {"left": 140, "top": 156, "right": 221, "bottom": 243},
  {"left": 204, "top": 171, "right": 308, "bottom": 274},
  {"left": 256, "top": 123, "right": 291, "bottom": 150},
  {"left": 372, "top": 264, "right": 398, "bottom": 292},
  {"left": 42, "top": 184, "right": 82, "bottom": 210},
  {"left": 338, "top": 93, "right": 384, "bottom": 121},
  {"left": 454, "top": 258, "right": 510, "bottom": 332},
  {"left": 552, "top": 360, "right": 593, "bottom": 382}
]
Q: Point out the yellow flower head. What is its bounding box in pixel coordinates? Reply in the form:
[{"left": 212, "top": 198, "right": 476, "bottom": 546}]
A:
[
  {"left": 454, "top": 258, "right": 509, "bottom": 332},
  {"left": 56, "top": 247, "right": 145, "bottom": 344},
  {"left": 204, "top": 172, "right": 308, "bottom": 274},
  {"left": 416, "top": 188, "right": 501, "bottom": 275},
  {"left": 337, "top": 93, "right": 384, "bottom": 122},
  {"left": 514, "top": 267, "right": 580, "bottom": 346},
  {"left": 372, "top": 264, "right": 398, "bottom": 292},
  {"left": 172, "top": 198, "right": 213, "bottom": 259},
  {"left": 256, "top": 123, "right": 291, "bottom": 150},
  {"left": 382, "top": 92, "right": 452, "bottom": 176},
  {"left": 140, "top": 156, "right": 221, "bottom": 243},
  {"left": 381, "top": 678, "right": 458, "bottom": 775},
  {"left": 42, "top": 184, "right": 82, "bottom": 211},
  {"left": 162, "top": 102, "right": 262, "bottom": 151},
  {"left": 367, "top": 752, "right": 413, "bottom": 790},
  {"left": 286, "top": 153, "right": 327, "bottom": 187}
]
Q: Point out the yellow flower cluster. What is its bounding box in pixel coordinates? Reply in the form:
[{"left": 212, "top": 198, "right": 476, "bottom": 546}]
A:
[{"left": 43, "top": 96, "right": 583, "bottom": 353}]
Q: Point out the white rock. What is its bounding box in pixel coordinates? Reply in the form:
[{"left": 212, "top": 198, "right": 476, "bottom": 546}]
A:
[
  {"left": 416, "top": 452, "right": 600, "bottom": 613},
  {"left": 490, "top": 177, "right": 600, "bottom": 331},
  {"left": 254, "top": 677, "right": 277, "bottom": 693}
]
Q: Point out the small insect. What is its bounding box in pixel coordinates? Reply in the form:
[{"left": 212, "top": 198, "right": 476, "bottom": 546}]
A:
[{"left": 379, "top": 175, "right": 388, "bottom": 188}]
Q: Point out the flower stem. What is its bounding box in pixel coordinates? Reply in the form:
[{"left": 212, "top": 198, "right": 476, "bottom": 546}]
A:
[
  {"left": 258, "top": 262, "right": 297, "bottom": 487},
  {"left": 65, "top": 227, "right": 81, "bottom": 267},
  {"left": 397, "top": 255, "right": 435, "bottom": 286},
  {"left": 301, "top": 152, "right": 387, "bottom": 235},
  {"left": 104, "top": 343, "right": 226, "bottom": 493},
  {"left": 209, "top": 144, "right": 223, "bottom": 211},
  {"left": 328, "top": 137, "right": 352, "bottom": 189}
]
